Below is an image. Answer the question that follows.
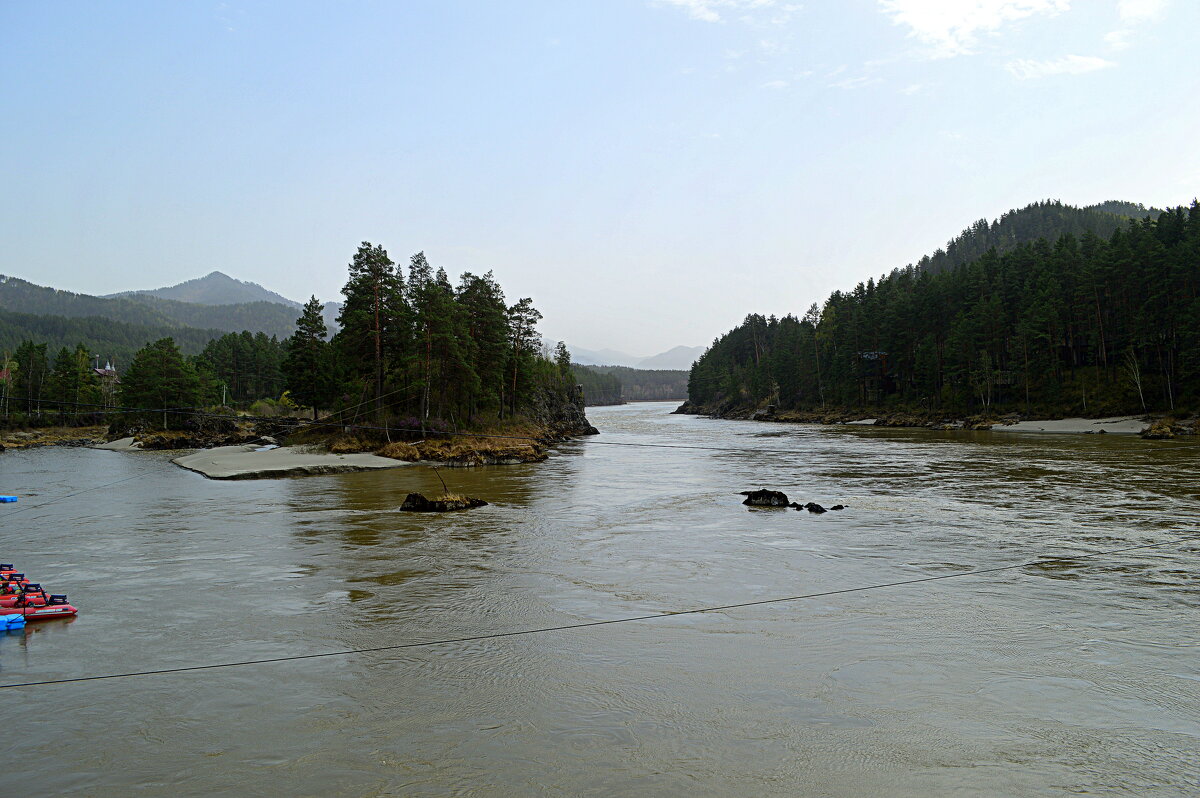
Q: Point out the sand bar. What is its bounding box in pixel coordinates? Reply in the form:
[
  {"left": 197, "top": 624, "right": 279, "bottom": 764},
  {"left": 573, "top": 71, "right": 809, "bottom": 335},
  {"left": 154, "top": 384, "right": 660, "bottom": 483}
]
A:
[
  {"left": 990, "top": 416, "right": 1147, "bottom": 435},
  {"left": 172, "top": 445, "right": 410, "bottom": 479},
  {"left": 94, "top": 436, "right": 142, "bottom": 450}
]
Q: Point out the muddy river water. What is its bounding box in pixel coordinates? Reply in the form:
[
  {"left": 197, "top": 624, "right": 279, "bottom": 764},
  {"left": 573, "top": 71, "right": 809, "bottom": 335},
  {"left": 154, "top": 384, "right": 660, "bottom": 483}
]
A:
[{"left": 2, "top": 402, "right": 1198, "bottom": 796}]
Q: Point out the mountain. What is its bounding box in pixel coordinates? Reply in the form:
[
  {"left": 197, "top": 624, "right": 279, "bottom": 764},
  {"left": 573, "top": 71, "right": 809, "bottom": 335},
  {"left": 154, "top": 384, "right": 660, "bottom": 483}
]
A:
[
  {"left": 0, "top": 274, "right": 298, "bottom": 340},
  {"left": 111, "top": 271, "right": 342, "bottom": 333},
  {"left": 563, "top": 342, "right": 704, "bottom": 369},
  {"left": 911, "top": 199, "right": 1164, "bottom": 276},
  {"left": 568, "top": 346, "right": 644, "bottom": 367},
  {"left": 108, "top": 271, "right": 302, "bottom": 307},
  {"left": 637, "top": 345, "right": 705, "bottom": 370}
]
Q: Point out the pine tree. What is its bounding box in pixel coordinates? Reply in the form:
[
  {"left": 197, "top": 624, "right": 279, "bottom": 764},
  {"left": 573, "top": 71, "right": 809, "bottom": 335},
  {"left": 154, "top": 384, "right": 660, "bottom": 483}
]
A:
[
  {"left": 119, "top": 338, "right": 202, "bottom": 429},
  {"left": 334, "top": 242, "right": 403, "bottom": 417},
  {"left": 506, "top": 297, "right": 542, "bottom": 416},
  {"left": 284, "top": 296, "right": 337, "bottom": 419}
]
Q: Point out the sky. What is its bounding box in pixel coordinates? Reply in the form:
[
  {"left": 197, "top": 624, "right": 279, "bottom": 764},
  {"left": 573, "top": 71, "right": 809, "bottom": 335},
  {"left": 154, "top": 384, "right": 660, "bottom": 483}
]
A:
[{"left": 2, "top": 1, "right": 1197, "bottom": 357}]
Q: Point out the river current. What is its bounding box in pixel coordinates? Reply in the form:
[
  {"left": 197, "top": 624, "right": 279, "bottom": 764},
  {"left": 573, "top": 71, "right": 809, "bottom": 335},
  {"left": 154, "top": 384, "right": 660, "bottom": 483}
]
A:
[{"left": 2, "top": 402, "right": 1198, "bottom": 796}]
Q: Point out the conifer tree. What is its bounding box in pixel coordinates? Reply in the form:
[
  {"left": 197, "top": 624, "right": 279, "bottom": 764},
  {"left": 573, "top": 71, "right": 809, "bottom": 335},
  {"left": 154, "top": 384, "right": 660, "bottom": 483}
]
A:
[
  {"left": 284, "top": 296, "right": 337, "bottom": 419},
  {"left": 335, "top": 242, "right": 403, "bottom": 417},
  {"left": 119, "top": 338, "right": 202, "bottom": 429}
]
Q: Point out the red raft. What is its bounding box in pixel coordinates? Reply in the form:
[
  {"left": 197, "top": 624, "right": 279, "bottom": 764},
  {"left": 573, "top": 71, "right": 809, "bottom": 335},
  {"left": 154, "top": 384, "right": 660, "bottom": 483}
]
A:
[
  {"left": 0, "top": 597, "right": 78, "bottom": 621},
  {"left": 0, "top": 576, "right": 78, "bottom": 621}
]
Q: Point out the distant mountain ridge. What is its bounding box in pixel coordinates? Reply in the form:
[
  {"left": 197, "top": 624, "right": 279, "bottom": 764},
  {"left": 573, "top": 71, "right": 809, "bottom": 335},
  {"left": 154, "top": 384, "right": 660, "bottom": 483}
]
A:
[
  {"left": 0, "top": 274, "right": 299, "bottom": 340},
  {"left": 111, "top": 271, "right": 343, "bottom": 333},
  {"left": 108, "top": 270, "right": 302, "bottom": 308},
  {"left": 567, "top": 343, "right": 705, "bottom": 370}
]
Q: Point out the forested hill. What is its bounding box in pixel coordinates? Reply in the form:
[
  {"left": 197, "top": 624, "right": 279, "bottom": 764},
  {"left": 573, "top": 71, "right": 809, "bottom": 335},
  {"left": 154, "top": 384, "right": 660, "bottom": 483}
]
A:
[
  {"left": 588, "top": 365, "right": 688, "bottom": 401},
  {"left": 572, "top": 364, "right": 623, "bottom": 406},
  {"left": 0, "top": 275, "right": 298, "bottom": 339},
  {"left": 111, "top": 270, "right": 343, "bottom": 333},
  {"left": 571, "top": 364, "right": 690, "bottom": 405},
  {"left": 687, "top": 203, "right": 1199, "bottom": 418},
  {"left": 0, "top": 306, "right": 226, "bottom": 363},
  {"left": 913, "top": 199, "right": 1161, "bottom": 276}
]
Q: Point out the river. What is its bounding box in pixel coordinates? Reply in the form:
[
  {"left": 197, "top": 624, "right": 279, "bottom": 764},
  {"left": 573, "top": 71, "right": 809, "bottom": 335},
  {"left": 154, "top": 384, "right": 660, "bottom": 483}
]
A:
[{"left": 2, "top": 402, "right": 1198, "bottom": 796}]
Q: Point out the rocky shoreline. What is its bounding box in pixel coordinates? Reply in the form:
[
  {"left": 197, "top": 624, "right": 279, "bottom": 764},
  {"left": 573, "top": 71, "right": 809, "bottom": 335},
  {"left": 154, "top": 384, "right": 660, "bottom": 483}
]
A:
[
  {"left": 3, "top": 386, "right": 600, "bottom": 477},
  {"left": 673, "top": 402, "right": 1198, "bottom": 439}
]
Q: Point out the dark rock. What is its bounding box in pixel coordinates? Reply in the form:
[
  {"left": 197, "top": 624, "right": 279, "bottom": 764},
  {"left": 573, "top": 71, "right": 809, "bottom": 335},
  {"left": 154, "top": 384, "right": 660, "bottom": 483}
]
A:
[
  {"left": 741, "top": 489, "right": 790, "bottom": 507},
  {"left": 528, "top": 384, "right": 599, "bottom": 438},
  {"left": 804, "top": 502, "right": 827, "bottom": 514},
  {"left": 399, "top": 492, "right": 488, "bottom": 512},
  {"left": 830, "top": 504, "right": 845, "bottom": 511},
  {"left": 1141, "top": 418, "right": 1189, "bottom": 440}
]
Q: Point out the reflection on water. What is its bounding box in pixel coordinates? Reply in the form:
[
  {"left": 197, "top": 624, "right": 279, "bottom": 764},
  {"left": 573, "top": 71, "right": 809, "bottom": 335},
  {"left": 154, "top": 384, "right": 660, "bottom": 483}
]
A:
[{"left": 2, "top": 403, "right": 1199, "bottom": 796}]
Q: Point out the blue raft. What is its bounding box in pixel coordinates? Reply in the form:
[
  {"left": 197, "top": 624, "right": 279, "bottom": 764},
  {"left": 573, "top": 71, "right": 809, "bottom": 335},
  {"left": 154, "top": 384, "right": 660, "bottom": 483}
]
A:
[
  {"left": 3, "top": 614, "right": 26, "bottom": 631},
  {"left": 0, "top": 496, "right": 17, "bottom": 503}
]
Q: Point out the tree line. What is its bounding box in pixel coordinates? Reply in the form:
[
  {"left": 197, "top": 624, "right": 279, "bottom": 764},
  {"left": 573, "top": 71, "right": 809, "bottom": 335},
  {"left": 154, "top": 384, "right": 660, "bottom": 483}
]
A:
[
  {"left": 688, "top": 204, "right": 1200, "bottom": 417},
  {"left": 914, "top": 200, "right": 1159, "bottom": 276},
  {"left": 3, "top": 243, "right": 574, "bottom": 432},
  {"left": 284, "top": 244, "right": 572, "bottom": 428}
]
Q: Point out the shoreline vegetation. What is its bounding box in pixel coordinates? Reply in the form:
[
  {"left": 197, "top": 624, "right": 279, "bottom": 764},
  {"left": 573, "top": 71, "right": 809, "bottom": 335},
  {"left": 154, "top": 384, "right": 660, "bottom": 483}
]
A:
[
  {"left": 685, "top": 204, "right": 1200, "bottom": 426},
  {"left": 1, "top": 242, "right": 601, "bottom": 476},
  {"left": 2, "top": 409, "right": 594, "bottom": 479}
]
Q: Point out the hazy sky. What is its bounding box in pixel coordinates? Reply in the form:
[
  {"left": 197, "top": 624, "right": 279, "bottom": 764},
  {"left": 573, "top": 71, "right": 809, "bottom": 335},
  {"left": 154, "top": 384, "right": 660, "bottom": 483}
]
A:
[{"left": 3, "top": 1, "right": 1196, "bottom": 356}]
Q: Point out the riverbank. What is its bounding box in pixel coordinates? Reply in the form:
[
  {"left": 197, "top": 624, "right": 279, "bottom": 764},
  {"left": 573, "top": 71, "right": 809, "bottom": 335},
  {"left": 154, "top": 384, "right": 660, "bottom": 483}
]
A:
[
  {"left": 172, "top": 444, "right": 410, "bottom": 480},
  {"left": 673, "top": 403, "right": 1197, "bottom": 438},
  {"left": 85, "top": 390, "right": 599, "bottom": 476},
  {"left": 0, "top": 426, "right": 108, "bottom": 451}
]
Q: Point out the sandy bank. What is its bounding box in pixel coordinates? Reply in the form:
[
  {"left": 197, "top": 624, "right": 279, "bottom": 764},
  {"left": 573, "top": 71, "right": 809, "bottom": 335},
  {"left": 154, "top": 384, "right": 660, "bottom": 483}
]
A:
[
  {"left": 990, "top": 416, "right": 1147, "bottom": 435},
  {"left": 172, "top": 445, "right": 411, "bottom": 480},
  {"left": 94, "top": 436, "right": 143, "bottom": 451}
]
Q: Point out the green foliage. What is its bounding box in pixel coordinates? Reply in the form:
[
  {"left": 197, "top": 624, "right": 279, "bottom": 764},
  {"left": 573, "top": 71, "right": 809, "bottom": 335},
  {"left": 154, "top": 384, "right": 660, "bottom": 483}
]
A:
[
  {"left": 283, "top": 296, "right": 338, "bottom": 417},
  {"left": 47, "top": 343, "right": 101, "bottom": 420},
  {"left": 913, "top": 199, "right": 1163, "bottom": 276},
  {"left": 329, "top": 244, "right": 562, "bottom": 428},
  {"left": 194, "top": 331, "right": 285, "bottom": 404},
  {"left": 3, "top": 246, "right": 577, "bottom": 430},
  {"left": 691, "top": 204, "right": 1200, "bottom": 416},
  {"left": 572, "top": 364, "right": 622, "bottom": 405},
  {"left": 119, "top": 338, "right": 203, "bottom": 429},
  {"left": 0, "top": 306, "right": 226, "bottom": 364},
  {"left": 584, "top": 365, "right": 689, "bottom": 401}
]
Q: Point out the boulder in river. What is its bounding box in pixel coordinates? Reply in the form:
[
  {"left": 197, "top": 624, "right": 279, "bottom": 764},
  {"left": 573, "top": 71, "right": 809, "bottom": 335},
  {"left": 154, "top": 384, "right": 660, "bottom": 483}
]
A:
[
  {"left": 400, "top": 492, "right": 488, "bottom": 512},
  {"left": 1140, "top": 418, "right": 1191, "bottom": 439},
  {"left": 803, "top": 502, "right": 827, "bottom": 514},
  {"left": 741, "top": 489, "right": 790, "bottom": 507}
]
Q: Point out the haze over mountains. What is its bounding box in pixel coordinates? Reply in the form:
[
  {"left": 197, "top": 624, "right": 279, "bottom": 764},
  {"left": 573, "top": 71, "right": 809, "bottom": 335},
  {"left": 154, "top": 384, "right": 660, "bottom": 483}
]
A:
[
  {"left": 108, "top": 271, "right": 301, "bottom": 307},
  {"left": 109, "top": 271, "right": 342, "bottom": 331},
  {"left": 568, "top": 344, "right": 706, "bottom": 371}
]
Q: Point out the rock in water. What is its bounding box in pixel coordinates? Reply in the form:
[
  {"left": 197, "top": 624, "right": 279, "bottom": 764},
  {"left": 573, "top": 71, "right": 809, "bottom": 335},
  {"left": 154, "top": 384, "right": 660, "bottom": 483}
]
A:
[
  {"left": 830, "top": 504, "right": 845, "bottom": 511},
  {"left": 400, "top": 493, "right": 488, "bottom": 512},
  {"left": 803, "top": 502, "right": 827, "bottom": 514},
  {"left": 741, "top": 489, "right": 790, "bottom": 507}
]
